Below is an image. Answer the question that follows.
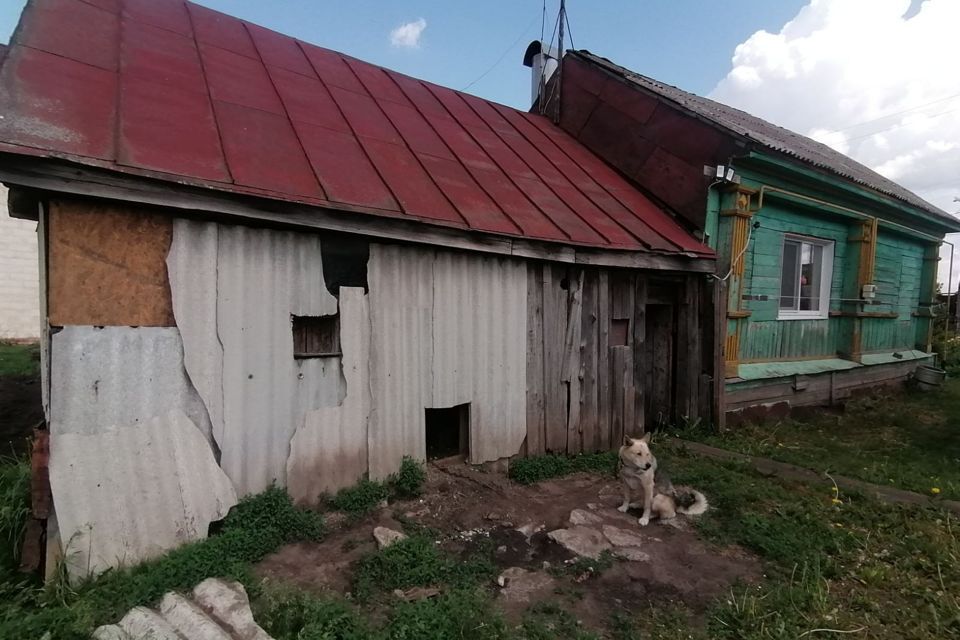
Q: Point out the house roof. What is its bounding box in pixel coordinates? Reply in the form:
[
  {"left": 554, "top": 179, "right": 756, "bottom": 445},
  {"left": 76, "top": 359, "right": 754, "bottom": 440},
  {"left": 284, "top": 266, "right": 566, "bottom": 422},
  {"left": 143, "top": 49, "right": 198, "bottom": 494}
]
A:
[
  {"left": 0, "top": 1, "right": 712, "bottom": 258},
  {"left": 574, "top": 50, "right": 956, "bottom": 226}
]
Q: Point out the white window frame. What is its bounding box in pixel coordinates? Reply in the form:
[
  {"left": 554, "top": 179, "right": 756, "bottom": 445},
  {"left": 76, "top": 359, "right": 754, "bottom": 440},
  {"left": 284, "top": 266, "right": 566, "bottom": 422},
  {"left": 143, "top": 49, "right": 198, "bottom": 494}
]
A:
[{"left": 777, "top": 234, "right": 834, "bottom": 321}]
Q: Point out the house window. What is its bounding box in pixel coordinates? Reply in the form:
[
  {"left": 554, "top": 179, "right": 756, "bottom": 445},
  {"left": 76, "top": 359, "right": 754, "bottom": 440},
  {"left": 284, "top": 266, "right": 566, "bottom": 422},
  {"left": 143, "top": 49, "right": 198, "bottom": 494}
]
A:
[
  {"left": 292, "top": 314, "right": 340, "bottom": 358},
  {"left": 778, "top": 235, "right": 833, "bottom": 319}
]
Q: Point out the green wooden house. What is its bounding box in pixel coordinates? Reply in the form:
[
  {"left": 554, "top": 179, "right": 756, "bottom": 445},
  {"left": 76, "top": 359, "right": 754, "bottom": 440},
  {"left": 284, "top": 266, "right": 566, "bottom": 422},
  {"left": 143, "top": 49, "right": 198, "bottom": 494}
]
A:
[{"left": 538, "top": 49, "right": 960, "bottom": 423}]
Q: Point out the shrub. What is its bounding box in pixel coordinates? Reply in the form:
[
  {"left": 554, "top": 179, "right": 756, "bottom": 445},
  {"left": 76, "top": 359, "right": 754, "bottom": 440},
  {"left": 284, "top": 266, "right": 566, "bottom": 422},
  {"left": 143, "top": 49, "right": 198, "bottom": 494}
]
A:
[
  {"left": 328, "top": 478, "right": 390, "bottom": 516},
  {"left": 390, "top": 456, "right": 426, "bottom": 499}
]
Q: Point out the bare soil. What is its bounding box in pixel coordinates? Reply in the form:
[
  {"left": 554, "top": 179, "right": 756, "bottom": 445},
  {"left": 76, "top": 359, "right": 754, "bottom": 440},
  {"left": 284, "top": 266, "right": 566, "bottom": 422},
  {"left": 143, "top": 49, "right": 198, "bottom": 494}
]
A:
[
  {"left": 0, "top": 375, "right": 42, "bottom": 455},
  {"left": 256, "top": 460, "right": 761, "bottom": 632}
]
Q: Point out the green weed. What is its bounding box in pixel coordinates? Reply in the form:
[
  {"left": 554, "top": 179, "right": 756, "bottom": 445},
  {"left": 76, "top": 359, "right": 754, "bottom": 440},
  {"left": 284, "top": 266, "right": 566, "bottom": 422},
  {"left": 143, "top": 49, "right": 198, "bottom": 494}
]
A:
[
  {"left": 391, "top": 456, "right": 426, "bottom": 499},
  {"left": 509, "top": 451, "right": 617, "bottom": 485},
  {"left": 327, "top": 457, "right": 427, "bottom": 516},
  {"left": 0, "top": 485, "right": 325, "bottom": 639},
  {"left": 328, "top": 478, "right": 391, "bottom": 516},
  {"left": 549, "top": 550, "right": 616, "bottom": 580},
  {"left": 0, "top": 456, "right": 29, "bottom": 574},
  {"left": 351, "top": 534, "right": 496, "bottom": 602}
]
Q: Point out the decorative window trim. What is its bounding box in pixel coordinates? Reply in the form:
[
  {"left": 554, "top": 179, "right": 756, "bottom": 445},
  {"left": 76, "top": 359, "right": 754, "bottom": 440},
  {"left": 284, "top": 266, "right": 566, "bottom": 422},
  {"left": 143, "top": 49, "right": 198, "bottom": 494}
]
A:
[{"left": 777, "top": 234, "right": 834, "bottom": 321}]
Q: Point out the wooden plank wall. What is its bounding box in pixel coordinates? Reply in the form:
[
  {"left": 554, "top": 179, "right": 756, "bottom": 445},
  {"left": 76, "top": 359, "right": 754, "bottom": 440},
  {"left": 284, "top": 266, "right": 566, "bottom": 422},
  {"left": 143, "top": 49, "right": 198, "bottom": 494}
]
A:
[{"left": 525, "top": 262, "right": 708, "bottom": 455}]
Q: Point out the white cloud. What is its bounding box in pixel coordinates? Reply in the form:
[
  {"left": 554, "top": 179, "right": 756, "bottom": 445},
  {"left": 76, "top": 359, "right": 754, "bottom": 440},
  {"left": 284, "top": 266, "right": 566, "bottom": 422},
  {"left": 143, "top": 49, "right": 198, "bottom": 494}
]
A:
[
  {"left": 390, "top": 18, "right": 427, "bottom": 49},
  {"left": 709, "top": 0, "right": 960, "bottom": 285}
]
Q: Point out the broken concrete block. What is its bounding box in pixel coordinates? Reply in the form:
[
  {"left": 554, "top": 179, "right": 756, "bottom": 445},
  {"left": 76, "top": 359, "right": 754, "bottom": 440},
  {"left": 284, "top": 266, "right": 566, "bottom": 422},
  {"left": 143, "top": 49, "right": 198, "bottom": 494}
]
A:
[
  {"left": 91, "top": 625, "right": 130, "bottom": 640},
  {"left": 613, "top": 547, "right": 651, "bottom": 562},
  {"left": 117, "top": 607, "right": 183, "bottom": 640},
  {"left": 192, "top": 578, "right": 271, "bottom": 640},
  {"left": 159, "top": 593, "right": 233, "bottom": 640},
  {"left": 568, "top": 508, "right": 603, "bottom": 526},
  {"left": 547, "top": 527, "right": 612, "bottom": 559},
  {"left": 601, "top": 525, "right": 646, "bottom": 548},
  {"left": 374, "top": 526, "right": 407, "bottom": 549}
]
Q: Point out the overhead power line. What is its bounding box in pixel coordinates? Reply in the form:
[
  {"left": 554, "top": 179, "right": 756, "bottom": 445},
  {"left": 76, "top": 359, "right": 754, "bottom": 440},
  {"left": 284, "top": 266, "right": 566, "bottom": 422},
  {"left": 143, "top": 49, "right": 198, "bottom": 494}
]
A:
[
  {"left": 460, "top": 15, "right": 539, "bottom": 92},
  {"left": 824, "top": 90, "right": 960, "bottom": 134}
]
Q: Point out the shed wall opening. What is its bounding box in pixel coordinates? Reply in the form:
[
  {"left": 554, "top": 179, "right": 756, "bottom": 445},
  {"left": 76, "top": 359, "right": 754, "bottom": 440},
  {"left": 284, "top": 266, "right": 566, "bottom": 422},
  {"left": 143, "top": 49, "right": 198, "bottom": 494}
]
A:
[{"left": 425, "top": 404, "right": 469, "bottom": 460}]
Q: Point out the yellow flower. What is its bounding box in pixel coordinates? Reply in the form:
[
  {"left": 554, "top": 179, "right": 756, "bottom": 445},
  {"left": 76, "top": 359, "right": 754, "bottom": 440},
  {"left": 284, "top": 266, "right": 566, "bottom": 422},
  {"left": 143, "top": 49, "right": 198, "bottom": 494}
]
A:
[
  {"left": 831, "top": 498, "right": 843, "bottom": 505},
  {"left": 931, "top": 487, "right": 941, "bottom": 495}
]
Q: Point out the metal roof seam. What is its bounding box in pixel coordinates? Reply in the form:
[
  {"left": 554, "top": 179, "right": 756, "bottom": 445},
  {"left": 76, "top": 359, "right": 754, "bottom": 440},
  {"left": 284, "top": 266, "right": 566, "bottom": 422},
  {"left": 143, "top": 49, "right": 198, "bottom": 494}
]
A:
[
  {"left": 181, "top": 1, "right": 236, "bottom": 185},
  {"left": 337, "top": 53, "right": 471, "bottom": 228},
  {"left": 293, "top": 38, "right": 409, "bottom": 218},
  {"left": 383, "top": 70, "right": 525, "bottom": 237},
  {"left": 417, "top": 82, "right": 575, "bottom": 243},
  {"left": 459, "top": 91, "right": 628, "bottom": 246},
  {"left": 520, "top": 112, "right": 710, "bottom": 255},
  {"left": 490, "top": 103, "right": 664, "bottom": 252},
  {"left": 241, "top": 19, "right": 328, "bottom": 202}
]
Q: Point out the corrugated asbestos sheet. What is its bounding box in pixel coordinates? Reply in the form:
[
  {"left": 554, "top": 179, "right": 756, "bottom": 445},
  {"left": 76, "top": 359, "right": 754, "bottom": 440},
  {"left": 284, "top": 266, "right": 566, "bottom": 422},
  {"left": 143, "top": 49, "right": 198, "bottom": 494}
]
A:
[
  {"left": 169, "top": 220, "right": 342, "bottom": 496},
  {"left": 48, "top": 326, "right": 235, "bottom": 579},
  {"left": 287, "top": 287, "right": 370, "bottom": 504},
  {"left": 367, "top": 244, "right": 527, "bottom": 478},
  {"left": 51, "top": 409, "right": 236, "bottom": 580},
  {"left": 50, "top": 326, "right": 212, "bottom": 442}
]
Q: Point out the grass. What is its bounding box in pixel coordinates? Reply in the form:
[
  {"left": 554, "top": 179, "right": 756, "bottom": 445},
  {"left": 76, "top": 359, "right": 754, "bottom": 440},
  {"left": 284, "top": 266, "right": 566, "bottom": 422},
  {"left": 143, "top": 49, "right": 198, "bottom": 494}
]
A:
[
  {"left": 675, "top": 382, "right": 960, "bottom": 500},
  {"left": 0, "top": 486, "right": 326, "bottom": 639},
  {"left": 328, "top": 456, "right": 426, "bottom": 516},
  {"left": 656, "top": 438, "right": 960, "bottom": 639},
  {"left": 0, "top": 342, "right": 39, "bottom": 378},
  {"left": 510, "top": 451, "right": 618, "bottom": 485}
]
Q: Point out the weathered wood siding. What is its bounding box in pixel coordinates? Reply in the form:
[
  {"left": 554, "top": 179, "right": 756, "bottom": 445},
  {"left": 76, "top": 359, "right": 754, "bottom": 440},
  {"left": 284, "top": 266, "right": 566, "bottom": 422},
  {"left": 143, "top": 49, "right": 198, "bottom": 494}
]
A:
[
  {"left": 726, "top": 198, "right": 933, "bottom": 365},
  {"left": 525, "top": 263, "right": 708, "bottom": 454}
]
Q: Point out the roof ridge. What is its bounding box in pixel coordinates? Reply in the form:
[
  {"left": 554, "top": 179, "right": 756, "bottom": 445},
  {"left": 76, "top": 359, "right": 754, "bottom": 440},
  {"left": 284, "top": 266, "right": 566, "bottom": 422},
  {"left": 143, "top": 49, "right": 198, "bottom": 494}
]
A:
[{"left": 572, "top": 49, "right": 953, "bottom": 223}]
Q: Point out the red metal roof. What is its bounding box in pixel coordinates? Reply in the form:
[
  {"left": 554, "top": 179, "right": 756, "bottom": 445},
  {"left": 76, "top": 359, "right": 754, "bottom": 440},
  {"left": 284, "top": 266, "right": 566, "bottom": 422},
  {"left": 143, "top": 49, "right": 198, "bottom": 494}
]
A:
[{"left": 0, "top": 0, "right": 712, "bottom": 257}]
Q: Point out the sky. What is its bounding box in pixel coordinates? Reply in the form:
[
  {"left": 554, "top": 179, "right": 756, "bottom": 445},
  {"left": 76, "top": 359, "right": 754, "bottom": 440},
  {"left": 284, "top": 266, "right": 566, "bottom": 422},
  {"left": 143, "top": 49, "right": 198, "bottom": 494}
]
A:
[{"left": 0, "top": 0, "right": 958, "bottom": 282}]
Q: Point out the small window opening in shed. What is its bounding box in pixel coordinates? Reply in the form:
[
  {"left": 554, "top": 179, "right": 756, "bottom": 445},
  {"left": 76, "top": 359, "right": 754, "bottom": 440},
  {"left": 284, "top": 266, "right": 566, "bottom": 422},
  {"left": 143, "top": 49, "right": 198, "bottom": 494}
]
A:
[
  {"left": 610, "top": 318, "right": 630, "bottom": 346},
  {"left": 425, "top": 404, "right": 469, "bottom": 460},
  {"left": 292, "top": 314, "right": 340, "bottom": 358}
]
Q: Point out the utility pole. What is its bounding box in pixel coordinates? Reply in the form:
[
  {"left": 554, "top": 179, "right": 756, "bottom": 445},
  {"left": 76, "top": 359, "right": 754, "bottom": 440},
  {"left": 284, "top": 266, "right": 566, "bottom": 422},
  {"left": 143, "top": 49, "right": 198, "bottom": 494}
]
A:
[{"left": 554, "top": 0, "right": 565, "bottom": 123}]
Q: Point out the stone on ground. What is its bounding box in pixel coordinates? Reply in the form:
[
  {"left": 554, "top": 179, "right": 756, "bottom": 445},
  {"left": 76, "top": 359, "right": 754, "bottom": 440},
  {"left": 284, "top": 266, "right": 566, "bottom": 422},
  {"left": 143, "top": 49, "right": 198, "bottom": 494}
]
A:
[
  {"left": 547, "top": 526, "right": 612, "bottom": 559},
  {"left": 496, "top": 567, "right": 556, "bottom": 603},
  {"left": 568, "top": 508, "right": 603, "bottom": 526},
  {"left": 373, "top": 526, "right": 408, "bottom": 549}
]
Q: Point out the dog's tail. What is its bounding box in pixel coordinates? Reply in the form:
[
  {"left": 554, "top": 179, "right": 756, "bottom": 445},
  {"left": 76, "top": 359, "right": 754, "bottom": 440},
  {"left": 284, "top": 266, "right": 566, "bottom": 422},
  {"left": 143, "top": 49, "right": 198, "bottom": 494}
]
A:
[{"left": 676, "top": 489, "right": 709, "bottom": 516}]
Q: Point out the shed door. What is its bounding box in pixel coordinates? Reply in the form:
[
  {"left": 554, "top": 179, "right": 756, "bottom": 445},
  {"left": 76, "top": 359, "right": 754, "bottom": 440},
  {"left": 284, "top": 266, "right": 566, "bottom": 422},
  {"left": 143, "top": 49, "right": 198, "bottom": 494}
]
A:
[{"left": 644, "top": 303, "right": 676, "bottom": 428}]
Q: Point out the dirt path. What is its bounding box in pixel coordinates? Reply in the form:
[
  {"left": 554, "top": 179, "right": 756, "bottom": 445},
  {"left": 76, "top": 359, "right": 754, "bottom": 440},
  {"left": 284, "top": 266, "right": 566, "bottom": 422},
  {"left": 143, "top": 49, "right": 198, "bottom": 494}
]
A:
[{"left": 257, "top": 461, "right": 761, "bottom": 631}]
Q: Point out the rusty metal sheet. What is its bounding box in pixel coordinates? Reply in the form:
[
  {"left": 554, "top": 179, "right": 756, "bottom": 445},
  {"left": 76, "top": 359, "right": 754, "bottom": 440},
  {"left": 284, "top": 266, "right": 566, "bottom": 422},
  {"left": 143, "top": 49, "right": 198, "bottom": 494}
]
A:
[
  {"left": 213, "top": 101, "right": 322, "bottom": 198},
  {"left": 0, "top": 46, "right": 117, "bottom": 160},
  {"left": 186, "top": 2, "right": 257, "bottom": 59},
  {"left": 47, "top": 200, "right": 175, "bottom": 327},
  {"left": 18, "top": 0, "right": 119, "bottom": 72},
  {"left": 168, "top": 220, "right": 342, "bottom": 496},
  {"left": 360, "top": 137, "right": 462, "bottom": 223},
  {"left": 50, "top": 407, "right": 236, "bottom": 580},
  {"left": 294, "top": 122, "right": 399, "bottom": 210},
  {"left": 287, "top": 287, "right": 370, "bottom": 504},
  {"left": 367, "top": 243, "right": 527, "bottom": 478},
  {"left": 246, "top": 21, "right": 313, "bottom": 76},
  {"left": 0, "top": 0, "right": 714, "bottom": 260},
  {"left": 118, "top": 75, "right": 229, "bottom": 181},
  {"left": 269, "top": 65, "right": 350, "bottom": 132}
]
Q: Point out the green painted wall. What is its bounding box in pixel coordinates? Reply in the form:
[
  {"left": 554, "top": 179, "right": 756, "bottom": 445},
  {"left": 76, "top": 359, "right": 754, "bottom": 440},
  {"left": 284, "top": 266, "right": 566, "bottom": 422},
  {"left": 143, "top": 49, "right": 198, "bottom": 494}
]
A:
[{"left": 722, "top": 157, "right": 943, "bottom": 371}]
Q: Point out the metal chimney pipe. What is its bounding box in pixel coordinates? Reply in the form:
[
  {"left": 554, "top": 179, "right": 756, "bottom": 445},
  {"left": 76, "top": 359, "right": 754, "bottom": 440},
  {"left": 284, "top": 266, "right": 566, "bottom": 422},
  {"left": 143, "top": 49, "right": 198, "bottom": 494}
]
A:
[{"left": 522, "top": 41, "right": 559, "bottom": 108}]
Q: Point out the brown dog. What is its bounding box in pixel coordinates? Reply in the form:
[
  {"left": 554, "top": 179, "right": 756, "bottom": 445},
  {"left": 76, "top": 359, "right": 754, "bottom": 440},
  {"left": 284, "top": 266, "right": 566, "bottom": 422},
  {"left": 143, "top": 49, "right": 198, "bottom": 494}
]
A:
[{"left": 618, "top": 434, "right": 708, "bottom": 526}]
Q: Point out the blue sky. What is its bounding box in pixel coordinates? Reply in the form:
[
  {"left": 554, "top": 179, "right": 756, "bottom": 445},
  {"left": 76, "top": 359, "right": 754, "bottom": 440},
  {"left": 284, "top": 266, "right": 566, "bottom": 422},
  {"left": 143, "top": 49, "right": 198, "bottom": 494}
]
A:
[{"left": 0, "top": 0, "right": 805, "bottom": 110}]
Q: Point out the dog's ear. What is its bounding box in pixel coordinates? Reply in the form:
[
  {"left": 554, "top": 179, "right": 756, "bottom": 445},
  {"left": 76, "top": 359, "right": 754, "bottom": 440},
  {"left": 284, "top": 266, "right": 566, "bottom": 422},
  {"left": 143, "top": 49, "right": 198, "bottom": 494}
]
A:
[
  {"left": 639, "top": 432, "right": 651, "bottom": 444},
  {"left": 623, "top": 435, "right": 635, "bottom": 445}
]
